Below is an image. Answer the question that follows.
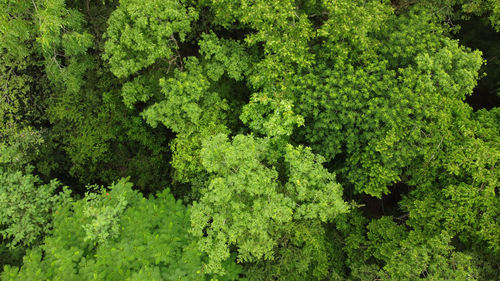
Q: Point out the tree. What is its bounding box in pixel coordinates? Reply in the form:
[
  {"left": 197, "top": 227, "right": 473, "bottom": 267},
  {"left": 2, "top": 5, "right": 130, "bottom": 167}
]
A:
[
  {"left": 16, "top": 0, "right": 174, "bottom": 192},
  {"left": 1, "top": 178, "right": 241, "bottom": 281},
  {"left": 393, "top": 0, "right": 500, "bottom": 31},
  {"left": 191, "top": 134, "right": 348, "bottom": 279},
  {"left": 0, "top": 170, "right": 70, "bottom": 249},
  {"left": 0, "top": 0, "right": 50, "bottom": 133},
  {"left": 0, "top": 169, "right": 70, "bottom": 269}
]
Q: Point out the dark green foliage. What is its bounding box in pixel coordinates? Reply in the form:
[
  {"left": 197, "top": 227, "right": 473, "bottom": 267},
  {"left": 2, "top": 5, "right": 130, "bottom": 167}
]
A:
[
  {"left": 394, "top": 0, "right": 500, "bottom": 31},
  {"left": 0, "top": 169, "right": 70, "bottom": 269},
  {"left": 0, "top": 170, "right": 70, "bottom": 249}
]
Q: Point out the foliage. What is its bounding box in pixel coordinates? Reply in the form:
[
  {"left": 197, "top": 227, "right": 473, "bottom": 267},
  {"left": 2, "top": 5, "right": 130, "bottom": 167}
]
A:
[
  {"left": 401, "top": 107, "right": 500, "bottom": 255},
  {"left": 0, "top": 170, "right": 69, "bottom": 249},
  {"left": 191, "top": 134, "right": 348, "bottom": 277},
  {"left": 292, "top": 4, "right": 483, "bottom": 197},
  {"left": 104, "top": 0, "right": 198, "bottom": 79},
  {"left": 367, "top": 220, "right": 480, "bottom": 280},
  {"left": 0, "top": 0, "right": 498, "bottom": 280},
  {"left": 0, "top": 127, "right": 45, "bottom": 173},
  {"left": 143, "top": 57, "right": 230, "bottom": 186},
  {"left": 26, "top": 0, "right": 173, "bottom": 191},
  {"left": 1, "top": 178, "right": 241, "bottom": 281},
  {"left": 394, "top": 0, "right": 500, "bottom": 31},
  {"left": 334, "top": 211, "right": 498, "bottom": 280},
  {"left": 0, "top": 1, "right": 50, "bottom": 154}
]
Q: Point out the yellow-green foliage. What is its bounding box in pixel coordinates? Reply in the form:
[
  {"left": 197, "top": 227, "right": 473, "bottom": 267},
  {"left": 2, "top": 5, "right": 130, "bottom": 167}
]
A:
[{"left": 1, "top": 179, "right": 241, "bottom": 281}]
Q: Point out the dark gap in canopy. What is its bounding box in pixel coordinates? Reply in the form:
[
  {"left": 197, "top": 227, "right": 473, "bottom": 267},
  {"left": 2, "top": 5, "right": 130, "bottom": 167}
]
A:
[{"left": 454, "top": 16, "right": 500, "bottom": 110}]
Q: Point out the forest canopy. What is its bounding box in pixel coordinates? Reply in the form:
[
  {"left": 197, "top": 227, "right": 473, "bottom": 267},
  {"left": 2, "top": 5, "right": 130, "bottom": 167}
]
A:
[{"left": 0, "top": 0, "right": 499, "bottom": 280}]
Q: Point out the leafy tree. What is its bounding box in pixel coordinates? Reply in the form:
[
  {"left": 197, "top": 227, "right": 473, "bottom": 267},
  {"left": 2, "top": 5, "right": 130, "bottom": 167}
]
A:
[
  {"left": 333, "top": 211, "right": 498, "bottom": 280},
  {"left": 0, "top": 127, "right": 45, "bottom": 173},
  {"left": 0, "top": 1, "right": 52, "bottom": 177},
  {"left": 400, "top": 107, "right": 500, "bottom": 256},
  {"left": 367, "top": 219, "right": 480, "bottom": 280},
  {"left": 0, "top": 0, "right": 50, "bottom": 132},
  {"left": 1, "top": 178, "right": 241, "bottom": 281},
  {"left": 21, "top": 0, "right": 173, "bottom": 192},
  {"left": 103, "top": 0, "right": 198, "bottom": 79},
  {"left": 142, "top": 57, "right": 231, "bottom": 187},
  {"left": 0, "top": 169, "right": 70, "bottom": 269},
  {"left": 191, "top": 134, "right": 348, "bottom": 278},
  {"left": 289, "top": 4, "right": 482, "bottom": 197},
  {"left": 394, "top": 0, "right": 500, "bottom": 31},
  {"left": 0, "top": 171, "right": 70, "bottom": 249}
]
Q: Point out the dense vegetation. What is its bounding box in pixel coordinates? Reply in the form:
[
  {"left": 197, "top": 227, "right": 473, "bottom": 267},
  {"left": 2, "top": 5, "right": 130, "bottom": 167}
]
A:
[{"left": 1, "top": 0, "right": 499, "bottom": 280}]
